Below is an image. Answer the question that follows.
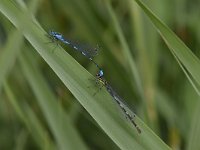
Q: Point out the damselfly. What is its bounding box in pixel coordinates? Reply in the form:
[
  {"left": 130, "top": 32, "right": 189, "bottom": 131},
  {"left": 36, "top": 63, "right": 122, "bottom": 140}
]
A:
[
  {"left": 48, "top": 30, "right": 102, "bottom": 71},
  {"left": 95, "top": 70, "right": 141, "bottom": 133}
]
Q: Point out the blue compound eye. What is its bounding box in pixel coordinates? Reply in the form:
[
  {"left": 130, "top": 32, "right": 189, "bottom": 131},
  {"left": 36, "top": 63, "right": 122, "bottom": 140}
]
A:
[
  {"left": 96, "top": 69, "right": 104, "bottom": 78},
  {"left": 99, "top": 69, "right": 104, "bottom": 77}
]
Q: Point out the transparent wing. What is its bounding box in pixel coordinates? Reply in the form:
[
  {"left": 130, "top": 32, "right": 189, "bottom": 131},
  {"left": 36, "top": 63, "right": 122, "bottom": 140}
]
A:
[{"left": 105, "top": 83, "right": 141, "bottom": 133}]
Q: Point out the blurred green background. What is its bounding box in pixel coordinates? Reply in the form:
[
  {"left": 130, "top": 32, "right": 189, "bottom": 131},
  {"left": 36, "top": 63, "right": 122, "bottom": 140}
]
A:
[{"left": 0, "top": 0, "right": 200, "bottom": 149}]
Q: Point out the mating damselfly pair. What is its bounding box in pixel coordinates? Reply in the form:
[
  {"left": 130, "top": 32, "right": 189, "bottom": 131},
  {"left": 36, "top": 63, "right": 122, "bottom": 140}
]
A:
[{"left": 48, "top": 30, "right": 141, "bottom": 134}]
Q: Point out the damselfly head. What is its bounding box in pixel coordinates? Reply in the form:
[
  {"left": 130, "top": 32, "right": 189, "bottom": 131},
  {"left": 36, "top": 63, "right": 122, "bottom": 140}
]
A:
[{"left": 96, "top": 69, "right": 104, "bottom": 78}]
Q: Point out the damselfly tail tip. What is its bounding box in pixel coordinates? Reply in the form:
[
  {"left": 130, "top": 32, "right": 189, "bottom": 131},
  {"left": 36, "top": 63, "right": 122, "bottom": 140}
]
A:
[{"left": 130, "top": 119, "right": 141, "bottom": 134}]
